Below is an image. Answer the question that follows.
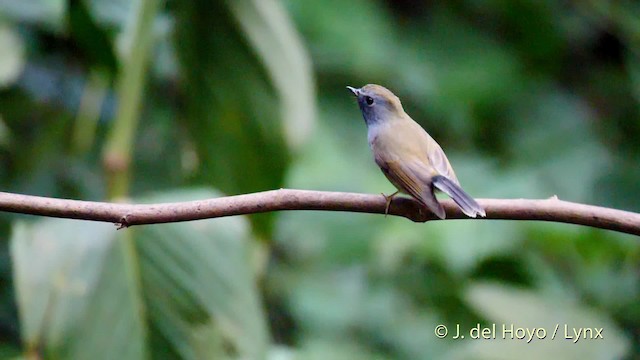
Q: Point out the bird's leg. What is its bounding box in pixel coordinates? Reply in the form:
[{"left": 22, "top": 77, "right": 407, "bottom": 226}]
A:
[{"left": 381, "top": 191, "right": 399, "bottom": 217}]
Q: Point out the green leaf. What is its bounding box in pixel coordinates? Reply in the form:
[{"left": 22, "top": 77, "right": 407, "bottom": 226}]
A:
[
  {"left": 283, "top": 0, "right": 397, "bottom": 77},
  {"left": 134, "top": 189, "right": 269, "bottom": 359},
  {"left": 0, "top": 23, "right": 24, "bottom": 88},
  {"left": 508, "top": 87, "right": 610, "bottom": 203},
  {"left": 174, "top": 0, "right": 314, "bottom": 236},
  {"left": 11, "top": 189, "right": 268, "bottom": 359},
  {"left": 0, "top": 0, "right": 66, "bottom": 31},
  {"left": 227, "top": 0, "right": 315, "bottom": 149},
  {"left": 11, "top": 219, "right": 146, "bottom": 359},
  {"left": 449, "top": 282, "right": 630, "bottom": 360},
  {"left": 67, "top": 0, "right": 118, "bottom": 73}
]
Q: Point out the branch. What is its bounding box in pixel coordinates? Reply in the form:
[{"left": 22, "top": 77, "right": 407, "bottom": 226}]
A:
[{"left": 0, "top": 190, "right": 638, "bottom": 236}]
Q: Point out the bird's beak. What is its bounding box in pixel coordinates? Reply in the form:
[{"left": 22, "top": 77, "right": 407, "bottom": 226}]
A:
[{"left": 346, "top": 86, "right": 360, "bottom": 96}]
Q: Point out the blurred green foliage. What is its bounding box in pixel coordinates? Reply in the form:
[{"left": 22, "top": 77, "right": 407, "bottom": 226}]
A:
[{"left": 0, "top": 0, "right": 638, "bottom": 359}]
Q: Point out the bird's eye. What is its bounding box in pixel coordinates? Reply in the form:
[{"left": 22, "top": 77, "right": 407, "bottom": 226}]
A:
[{"left": 365, "top": 96, "right": 374, "bottom": 106}]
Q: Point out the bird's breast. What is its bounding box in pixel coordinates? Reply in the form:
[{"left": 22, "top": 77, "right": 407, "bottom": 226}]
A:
[{"left": 367, "top": 120, "right": 421, "bottom": 159}]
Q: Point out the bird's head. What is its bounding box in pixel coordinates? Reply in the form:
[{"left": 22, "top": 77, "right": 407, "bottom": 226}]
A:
[{"left": 347, "top": 84, "right": 405, "bottom": 126}]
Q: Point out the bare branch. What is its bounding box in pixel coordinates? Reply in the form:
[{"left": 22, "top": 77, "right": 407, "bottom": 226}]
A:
[{"left": 0, "top": 190, "right": 638, "bottom": 236}]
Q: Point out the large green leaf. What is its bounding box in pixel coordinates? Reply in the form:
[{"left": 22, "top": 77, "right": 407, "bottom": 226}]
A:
[
  {"left": 134, "top": 189, "right": 268, "bottom": 359},
  {"left": 11, "top": 189, "right": 268, "bottom": 359},
  {"left": 227, "top": 0, "right": 315, "bottom": 150},
  {"left": 67, "top": 0, "right": 118, "bottom": 73},
  {"left": 0, "top": 23, "right": 24, "bottom": 89},
  {"left": 174, "top": 0, "right": 314, "bottom": 237},
  {"left": 11, "top": 219, "right": 146, "bottom": 359},
  {"left": 447, "top": 282, "right": 630, "bottom": 360},
  {"left": 0, "top": 0, "right": 66, "bottom": 31}
]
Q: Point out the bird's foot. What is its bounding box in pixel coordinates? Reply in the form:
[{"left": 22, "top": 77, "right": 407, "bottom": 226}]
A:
[{"left": 381, "top": 191, "right": 399, "bottom": 217}]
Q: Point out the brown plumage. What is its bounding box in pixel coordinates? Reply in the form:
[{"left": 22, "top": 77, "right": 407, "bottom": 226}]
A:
[{"left": 347, "top": 84, "right": 485, "bottom": 219}]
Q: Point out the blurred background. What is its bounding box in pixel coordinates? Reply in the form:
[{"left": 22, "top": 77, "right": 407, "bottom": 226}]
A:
[{"left": 0, "top": 0, "right": 638, "bottom": 359}]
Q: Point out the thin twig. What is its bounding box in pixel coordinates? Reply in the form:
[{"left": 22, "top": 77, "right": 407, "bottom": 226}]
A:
[{"left": 0, "top": 190, "right": 638, "bottom": 236}]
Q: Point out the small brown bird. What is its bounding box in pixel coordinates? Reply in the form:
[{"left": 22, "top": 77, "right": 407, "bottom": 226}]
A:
[{"left": 347, "top": 84, "right": 485, "bottom": 219}]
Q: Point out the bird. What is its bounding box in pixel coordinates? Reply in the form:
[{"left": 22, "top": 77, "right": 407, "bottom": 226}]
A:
[{"left": 347, "top": 84, "right": 485, "bottom": 219}]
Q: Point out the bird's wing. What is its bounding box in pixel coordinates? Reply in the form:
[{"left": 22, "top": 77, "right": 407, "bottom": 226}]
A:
[
  {"left": 401, "top": 119, "right": 459, "bottom": 184},
  {"left": 424, "top": 134, "right": 459, "bottom": 184},
  {"left": 380, "top": 158, "right": 446, "bottom": 219}
]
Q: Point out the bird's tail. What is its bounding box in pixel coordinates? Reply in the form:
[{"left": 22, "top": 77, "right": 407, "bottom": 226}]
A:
[{"left": 432, "top": 175, "right": 486, "bottom": 218}]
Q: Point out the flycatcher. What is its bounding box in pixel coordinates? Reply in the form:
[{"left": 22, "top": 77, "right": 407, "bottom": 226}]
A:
[{"left": 347, "top": 84, "right": 485, "bottom": 219}]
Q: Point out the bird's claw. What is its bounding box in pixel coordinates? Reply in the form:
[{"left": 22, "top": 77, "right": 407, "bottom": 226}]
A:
[{"left": 381, "top": 191, "right": 399, "bottom": 217}]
